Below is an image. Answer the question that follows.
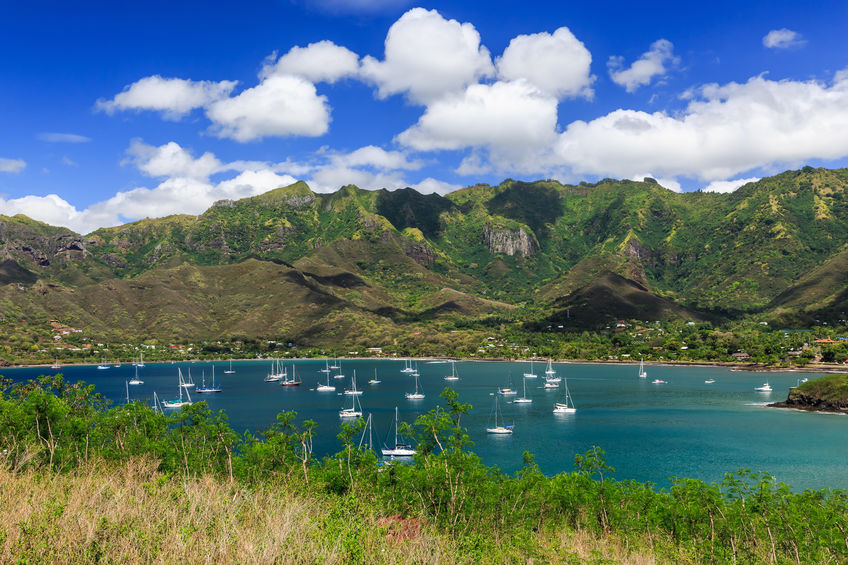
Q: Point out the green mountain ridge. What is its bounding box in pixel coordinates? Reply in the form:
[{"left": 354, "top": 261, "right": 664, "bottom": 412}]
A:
[{"left": 2, "top": 166, "right": 848, "bottom": 343}]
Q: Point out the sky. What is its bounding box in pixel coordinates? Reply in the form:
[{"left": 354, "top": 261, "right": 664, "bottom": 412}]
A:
[{"left": 1, "top": 0, "right": 848, "bottom": 233}]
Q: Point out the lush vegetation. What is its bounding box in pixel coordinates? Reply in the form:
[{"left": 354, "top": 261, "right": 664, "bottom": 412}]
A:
[{"left": 1, "top": 375, "right": 846, "bottom": 563}]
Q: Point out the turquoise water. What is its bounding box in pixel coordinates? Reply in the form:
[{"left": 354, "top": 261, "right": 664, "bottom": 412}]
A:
[{"left": 2, "top": 359, "right": 844, "bottom": 491}]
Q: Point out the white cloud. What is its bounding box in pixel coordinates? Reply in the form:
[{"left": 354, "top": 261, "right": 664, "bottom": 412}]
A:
[
  {"left": 97, "top": 75, "right": 237, "bottom": 119},
  {"left": 61, "top": 156, "right": 78, "bottom": 167},
  {"left": 555, "top": 71, "right": 848, "bottom": 182},
  {"left": 261, "top": 40, "right": 360, "bottom": 84},
  {"left": 701, "top": 177, "right": 760, "bottom": 193},
  {"left": 410, "top": 177, "right": 461, "bottom": 195},
  {"left": 331, "top": 145, "right": 421, "bottom": 170},
  {"left": 397, "top": 80, "right": 559, "bottom": 172},
  {"left": 608, "top": 39, "right": 678, "bottom": 93},
  {"left": 124, "top": 139, "right": 224, "bottom": 179},
  {"left": 205, "top": 75, "right": 330, "bottom": 141},
  {"left": 360, "top": 7, "right": 494, "bottom": 104},
  {"left": 0, "top": 158, "right": 26, "bottom": 173},
  {"left": 763, "top": 28, "right": 805, "bottom": 49},
  {"left": 38, "top": 132, "right": 91, "bottom": 143},
  {"left": 496, "top": 27, "right": 594, "bottom": 100}
]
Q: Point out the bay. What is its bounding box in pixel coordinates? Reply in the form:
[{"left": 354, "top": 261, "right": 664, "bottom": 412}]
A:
[{"left": 2, "top": 359, "right": 843, "bottom": 491}]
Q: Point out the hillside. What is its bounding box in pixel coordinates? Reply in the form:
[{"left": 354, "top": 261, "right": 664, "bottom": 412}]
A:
[{"left": 2, "top": 166, "right": 848, "bottom": 343}]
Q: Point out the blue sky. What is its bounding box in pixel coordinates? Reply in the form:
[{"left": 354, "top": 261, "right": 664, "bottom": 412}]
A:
[{"left": 1, "top": 0, "right": 847, "bottom": 232}]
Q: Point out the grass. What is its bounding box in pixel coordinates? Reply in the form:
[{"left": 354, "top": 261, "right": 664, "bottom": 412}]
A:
[{"left": 0, "top": 457, "right": 674, "bottom": 564}]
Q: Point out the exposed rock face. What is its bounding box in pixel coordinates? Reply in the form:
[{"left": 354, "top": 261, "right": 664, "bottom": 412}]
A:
[
  {"left": 770, "top": 389, "right": 848, "bottom": 413},
  {"left": 402, "top": 241, "right": 435, "bottom": 266},
  {"left": 482, "top": 224, "right": 537, "bottom": 257}
]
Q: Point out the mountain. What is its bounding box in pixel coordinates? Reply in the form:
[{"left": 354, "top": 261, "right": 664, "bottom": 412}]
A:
[{"left": 2, "top": 166, "right": 848, "bottom": 343}]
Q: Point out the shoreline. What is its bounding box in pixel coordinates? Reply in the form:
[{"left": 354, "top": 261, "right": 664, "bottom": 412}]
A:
[{"left": 5, "top": 356, "right": 846, "bottom": 375}]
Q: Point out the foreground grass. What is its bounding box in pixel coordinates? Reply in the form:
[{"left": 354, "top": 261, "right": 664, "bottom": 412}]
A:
[{"left": 0, "top": 458, "right": 666, "bottom": 564}]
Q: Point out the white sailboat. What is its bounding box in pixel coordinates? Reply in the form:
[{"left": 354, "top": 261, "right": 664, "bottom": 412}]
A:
[
  {"left": 97, "top": 356, "right": 109, "bottom": 370},
  {"left": 339, "top": 391, "right": 363, "bottom": 419},
  {"left": 196, "top": 365, "right": 222, "bottom": 393},
  {"left": 128, "top": 365, "right": 143, "bottom": 385},
  {"left": 638, "top": 358, "right": 647, "bottom": 379},
  {"left": 553, "top": 372, "right": 577, "bottom": 414},
  {"left": 514, "top": 376, "right": 533, "bottom": 404},
  {"left": 344, "top": 371, "right": 363, "bottom": 395},
  {"left": 382, "top": 407, "right": 416, "bottom": 457},
  {"left": 333, "top": 363, "right": 345, "bottom": 379},
  {"left": 487, "top": 395, "right": 513, "bottom": 434},
  {"left": 319, "top": 359, "right": 331, "bottom": 373},
  {"left": 544, "top": 359, "right": 561, "bottom": 383},
  {"left": 264, "top": 359, "right": 285, "bottom": 382},
  {"left": 137, "top": 352, "right": 145, "bottom": 368},
  {"left": 51, "top": 358, "right": 61, "bottom": 369},
  {"left": 329, "top": 358, "right": 341, "bottom": 370},
  {"left": 443, "top": 360, "right": 459, "bottom": 381},
  {"left": 151, "top": 391, "right": 163, "bottom": 414},
  {"left": 368, "top": 368, "right": 381, "bottom": 385},
  {"left": 755, "top": 382, "right": 772, "bottom": 392},
  {"left": 498, "top": 374, "right": 518, "bottom": 395},
  {"left": 401, "top": 358, "right": 415, "bottom": 373},
  {"left": 317, "top": 367, "right": 336, "bottom": 391},
  {"left": 182, "top": 368, "right": 196, "bottom": 388},
  {"left": 523, "top": 359, "right": 538, "bottom": 379},
  {"left": 280, "top": 365, "right": 301, "bottom": 386},
  {"left": 224, "top": 360, "right": 235, "bottom": 374},
  {"left": 162, "top": 369, "right": 193, "bottom": 408},
  {"left": 405, "top": 371, "right": 425, "bottom": 400}
]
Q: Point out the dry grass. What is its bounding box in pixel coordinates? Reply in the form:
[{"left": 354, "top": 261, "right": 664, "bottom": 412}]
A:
[{"left": 0, "top": 459, "right": 456, "bottom": 564}]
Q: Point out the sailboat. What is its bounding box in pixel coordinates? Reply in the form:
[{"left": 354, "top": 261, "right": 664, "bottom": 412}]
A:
[
  {"left": 514, "top": 376, "right": 533, "bottom": 404},
  {"left": 498, "top": 374, "right": 518, "bottom": 395},
  {"left": 162, "top": 369, "right": 193, "bottom": 408},
  {"left": 264, "top": 359, "right": 285, "bottom": 382},
  {"left": 359, "top": 413, "right": 374, "bottom": 451},
  {"left": 97, "top": 357, "right": 109, "bottom": 370},
  {"left": 333, "top": 364, "right": 345, "bottom": 379},
  {"left": 182, "top": 368, "right": 196, "bottom": 388},
  {"left": 317, "top": 368, "right": 336, "bottom": 391},
  {"left": 196, "top": 365, "right": 222, "bottom": 393},
  {"left": 405, "top": 371, "right": 425, "bottom": 400},
  {"left": 339, "top": 391, "right": 363, "bottom": 419},
  {"left": 151, "top": 391, "right": 163, "bottom": 414},
  {"left": 443, "top": 360, "right": 459, "bottom": 381},
  {"left": 401, "top": 358, "right": 415, "bottom": 373},
  {"left": 553, "top": 372, "right": 577, "bottom": 413},
  {"left": 319, "top": 359, "right": 331, "bottom": 373},
  {"left": 329, "top": 358, "right": 341, "bottom": 370},
  {"left": 51, "top": 358, "right": 61, "bottom": 369},
  {"left": 544, "top": 359, "right": 561, "bottom": 383},
  {"left": 523, "top": 359, "right": 538, "bottom": 379},
  {"left": 638, "top": 357, "right": 647, "bottom": 379},
  {"left": 382, "top": 407, "right": 416, "bottom": 457},
  {"left": 755, "top": 382, "right": 772, "bottom": 392},
  {"left": 487, "top": 395, "right": 513, "bottom": 434},
  {"left": 368, "top": 368, "right": 381, "bottom": 385},
  {"left": 128, "top": 365, "right": 143, "bottom": 385},
  {"left": 125, "top": 381, "right": 130, "bottom": 404},
  {"left": 281, "top": 365, "right": 301, "bottom": 386},
  {"left": 344, "top": 371, "right": 363, "bottom": 395},
  {"left": 137, "top": 352, "right": 145, "bottom": 368},
  {"left": 224, "top": 360, "right": 235, "bottom": 374}
]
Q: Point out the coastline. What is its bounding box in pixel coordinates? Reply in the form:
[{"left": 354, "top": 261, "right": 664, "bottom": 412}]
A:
[{"left": 6, "top": 356, "right": 845, "bottom": 375}]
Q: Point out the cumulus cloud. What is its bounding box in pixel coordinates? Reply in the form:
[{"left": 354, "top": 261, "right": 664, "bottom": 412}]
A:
[
  {"left": 701, "top": 177, "right": 760, "bottom": 193},
  {"left": 261, "top": 40, "right": 360, "bottom": 84},
  {"left": 360, "top": 7, "right": 494, "bottom": 104},
  {"left": 608, "top": 39, "right": 678, "bottom": 92},
  {"left": 397, "top": 80, "right": 559, "bottom": 173},
  {"left": 0, "top": 158, "right": 26, "bottom": 173},
  {"left": 124, "top": 139, "right": 224, "bottom": 179},
  {"left": 38, "top": 132, "right": 91, "bottom": 143},
  {"left": 96, "top": 75, "right": 237, "bottom": 119},
  {"left": 205, "top": 75, "right": 330, "bottom": 141},
  {"left": 496, "top": 27, "right": 594, "bottom": 99},
  {"left": 410, "top": 177, "right": 461, "bottom": 195},
  {"left": 763, "top": 28, "right": 805, "bottom": 49},
  {"left": 556, "top": 71, "right": 848, "bottom": 181}
]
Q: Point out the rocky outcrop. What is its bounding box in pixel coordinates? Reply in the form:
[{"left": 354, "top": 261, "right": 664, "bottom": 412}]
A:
[
  {"left": 482, "top": 224, "right": 537, "bottom": 257},
  {"left": 769, "top": 387, "right": 848, "bottom": 414}
]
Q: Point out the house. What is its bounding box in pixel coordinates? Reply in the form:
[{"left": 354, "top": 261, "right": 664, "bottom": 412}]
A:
[{"left": 732, "top": 352, "right": 751, "bottom": 361}]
